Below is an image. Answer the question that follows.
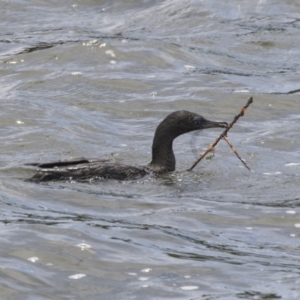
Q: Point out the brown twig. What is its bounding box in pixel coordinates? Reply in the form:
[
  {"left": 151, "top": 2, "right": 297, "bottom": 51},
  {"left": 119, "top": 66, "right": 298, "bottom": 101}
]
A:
[
  {"left": 222, "top": 135, "right": 251, "bottom": 171},
  {"left": 188, "top": 97, "right": 253, "bottom": 171}
]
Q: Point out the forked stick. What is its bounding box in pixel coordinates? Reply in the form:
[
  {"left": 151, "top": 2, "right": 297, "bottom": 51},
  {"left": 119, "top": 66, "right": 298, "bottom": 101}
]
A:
[
  {"left": 222, "top": 135, "right": 251, "bottom": 171},
  {"left": 188, "top": 97, "right": 253, "bottom": 171}
]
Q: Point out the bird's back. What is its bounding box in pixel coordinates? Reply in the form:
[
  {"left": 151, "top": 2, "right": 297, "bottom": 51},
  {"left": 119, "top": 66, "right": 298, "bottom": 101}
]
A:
[{"left": 26, "top": 159, "right": 148, "bottom": 182}]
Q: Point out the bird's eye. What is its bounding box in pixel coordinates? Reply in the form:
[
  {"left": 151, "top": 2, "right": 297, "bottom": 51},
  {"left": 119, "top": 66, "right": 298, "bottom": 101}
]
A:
[{"left": 195, "top": 118, "right": 203, "bottom": 126}]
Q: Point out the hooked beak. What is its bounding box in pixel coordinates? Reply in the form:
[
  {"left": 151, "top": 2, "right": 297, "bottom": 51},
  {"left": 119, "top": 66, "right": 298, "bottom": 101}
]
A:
[{"left": 202, "top": 119, "right": 228, "bottom": 129}]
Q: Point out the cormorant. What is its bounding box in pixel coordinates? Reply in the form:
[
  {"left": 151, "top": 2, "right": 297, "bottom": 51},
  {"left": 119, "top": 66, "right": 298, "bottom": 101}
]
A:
[{"left": 27, "top": 110, "right": 227, "bottom": 182}]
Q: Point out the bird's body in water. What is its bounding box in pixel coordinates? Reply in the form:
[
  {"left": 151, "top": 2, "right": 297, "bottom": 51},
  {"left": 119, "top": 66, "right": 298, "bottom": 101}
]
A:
[{"left": 27, "top": 111, "right": 227, "bottom": 182}]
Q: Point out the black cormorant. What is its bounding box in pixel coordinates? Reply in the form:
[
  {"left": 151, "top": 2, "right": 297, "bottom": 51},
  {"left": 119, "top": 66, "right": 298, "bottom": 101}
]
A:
[{"left": 27, "top": 110, "right": 227, "bottom": 182}]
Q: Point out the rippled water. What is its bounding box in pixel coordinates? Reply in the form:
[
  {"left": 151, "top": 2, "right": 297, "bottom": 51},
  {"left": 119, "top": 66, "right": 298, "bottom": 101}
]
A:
[{"left": 1, "top": 0, "right": 300, "bottom": 299}]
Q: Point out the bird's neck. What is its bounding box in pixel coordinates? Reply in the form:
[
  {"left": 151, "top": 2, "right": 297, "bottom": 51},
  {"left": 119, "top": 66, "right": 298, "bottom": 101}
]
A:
[{"left": 149, "top": 134, "right": 176, "bottom": 172}]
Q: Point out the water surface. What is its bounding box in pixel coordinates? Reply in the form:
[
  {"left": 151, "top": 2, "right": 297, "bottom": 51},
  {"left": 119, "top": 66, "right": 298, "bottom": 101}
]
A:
[{"left": 1, "top": 1, "right": 300, "bottom": 299}]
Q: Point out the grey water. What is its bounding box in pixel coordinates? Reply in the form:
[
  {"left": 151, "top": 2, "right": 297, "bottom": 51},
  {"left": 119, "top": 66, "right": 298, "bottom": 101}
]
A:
[{"left": 1, "top": 0, "right": 300, "bottom": 299}]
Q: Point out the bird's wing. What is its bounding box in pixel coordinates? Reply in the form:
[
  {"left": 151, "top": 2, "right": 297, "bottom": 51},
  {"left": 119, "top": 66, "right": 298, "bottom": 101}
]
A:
[
  {"left": 25, "top": 157, "right": 109, "bottom": 169},
  {"left": 27, "top": 163, "right": 148, "bottom": 182}
]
